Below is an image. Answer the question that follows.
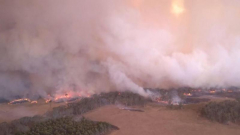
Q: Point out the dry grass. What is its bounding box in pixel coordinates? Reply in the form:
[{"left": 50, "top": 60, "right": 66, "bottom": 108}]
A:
[
  {"left": 1, "top": 97, "right": 240, "bottom": 135},
  {"left": 0, "top": 101, "right": 64, "bottom": 122},
  {"left": 84, "top": 104, "right": 240, "bottom": 135}
]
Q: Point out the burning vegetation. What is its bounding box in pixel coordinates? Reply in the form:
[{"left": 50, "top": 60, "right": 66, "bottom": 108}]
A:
[
  {"left": 183, "top": 93, "right": 192, "bottom": 97},
  {"left": 7, "top": 92, "right": 86, "bottom": 105},
  {"left": 8, "top": 98, "right": 31, "bottom": 105},
  {"left": 5, "top": 87, "right": 240, "bottom": 107},
  {"left": 1, "top": 90, "right": 240, "bottom": 135},
  {"left": 0, "top": 0, "right": 240, "bottom": 134},
  {"left": 30, "top": 101, "right": 38, "bottom": 104},
  {"left": 46, "top": 91, "right": 151, "bottom": 118},
  {"left": 0, "top": 91, "right": 149, "bottom": 135}
]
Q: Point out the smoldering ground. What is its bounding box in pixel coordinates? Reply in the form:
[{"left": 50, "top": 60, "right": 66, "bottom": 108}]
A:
[{"left": 0, "top": 0, "right": 240, "bottom": 100}]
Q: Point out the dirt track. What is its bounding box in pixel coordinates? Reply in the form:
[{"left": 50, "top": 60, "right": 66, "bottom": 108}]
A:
[{"left": 84, "top": 105, "right": 240, "bottom": 135}]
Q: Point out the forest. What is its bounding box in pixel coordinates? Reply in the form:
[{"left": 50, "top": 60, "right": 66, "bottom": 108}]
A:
[
  {"left": 15, "top": 117, "right": 118, "bottom": 135},
  {"left": 0, "top": 91, "right": 151, "bottom": 135},
  {"left": 201, "top": 100, "right": 240, "bottom": 123},
  {"left": 1, "top": 91, "right": 240, "bottom": 135}
]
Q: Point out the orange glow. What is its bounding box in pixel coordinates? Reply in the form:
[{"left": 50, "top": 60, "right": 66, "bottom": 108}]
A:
[
  {"left": 45, "top": 99, "right": 52, "bottom": 103},
  {"left": 155, "top": 97, "right": 161, "bottom": 102},
  {"left": 183, "top": 93, "right": 192, "bottom": 96},
  {"left": 8, "top": 98, "right": 31, "bottom": 104},
  {"left": 54, "top": 94, "right": 71, "bottom": 101},
  {"left": 31, "top": 101, "right": 38, "bottom": 104},
  {"left": 171, "top": 0, "right": 185, "bottom": 16},
  {"left": 154, "top": 97, "right": 169, "bottom": 104},
  {"left": 44, "top": 91, "right": 89, "bottom": 103},
  {"left": 158, "top": 100, "right": 169, "bottom": 104},
  {"left": 209, "top": 90, "right": 216, "bottom": 94},
  {"left": 42, "top": 90, "right": 93, "bottom": 104}
]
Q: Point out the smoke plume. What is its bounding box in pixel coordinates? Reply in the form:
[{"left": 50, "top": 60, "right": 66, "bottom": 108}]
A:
[{"left": 0, "top": 0, "right": 240, "bottom": 99}]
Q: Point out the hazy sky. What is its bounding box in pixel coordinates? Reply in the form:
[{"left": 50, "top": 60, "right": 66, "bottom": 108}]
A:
[{"left": 0, "top": 0, "right": 240, "bottom": 99}]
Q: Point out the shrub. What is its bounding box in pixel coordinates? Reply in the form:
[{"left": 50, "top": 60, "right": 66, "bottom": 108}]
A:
[
  {"left": 201, "top": 100, "right": 240, "bottom": 123},
  {"left": 0, "top": 91, "right": 148, "bottom": 135},
  {"left": 16, "top": 117, "right": 118, "bottom": 135},
  {"left": 46, "top": 91, "right": 151, "bottom": 118},
  {"left": 236, "top": 97, "right": 240, "bottom": 103}
]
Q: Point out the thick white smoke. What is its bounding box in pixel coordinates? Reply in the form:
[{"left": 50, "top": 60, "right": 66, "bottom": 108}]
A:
[{"left": 0, "top": 0, "right": 240, "bottom": 99}]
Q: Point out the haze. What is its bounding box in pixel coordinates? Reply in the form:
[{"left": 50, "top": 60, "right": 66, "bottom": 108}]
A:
[{"left": 0, "top": 0, "right": 240, "bottom": 99}]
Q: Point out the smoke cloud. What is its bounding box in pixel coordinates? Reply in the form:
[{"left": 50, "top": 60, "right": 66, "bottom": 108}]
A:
[{"left": 0, "top": 0, "right": 240, "bottom": 99}]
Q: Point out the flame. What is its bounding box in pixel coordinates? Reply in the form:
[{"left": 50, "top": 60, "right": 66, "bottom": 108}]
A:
[
  {"left": 183, "top": 93, "right": 192, "bottom": 96},
  {"left": 209, "top": 90, "right": 216, "bottom": 94},
  {"left": 157, "top": 100, "right": 169, "bottom": 104},
  {"left": 8, "top": 98, "right": 31, "bottom": 104},
  {"left": 227, "top": 90, "right": 233, "bottom": 93},
  {"left": 44, "top": 91, "right": 89, "bottom": 103},
  {"left": 31, "top": 101, "right": 38, "bottom": 104},
  {"left": 54, "top": 94, "right": 71, "bottom": 101},
  {"left": 8, "top": 91, "right": 90, "bottom": 105},
  {"left": 45, "top": 99, "right": 52, "bottom": 103},
  {"left": 153, "top": 97, "right": 169, "bottom": 104},
  {"left": 154, "top": 97, "right": 161, "bottom": 102},
  {"left": 171, "top": 0, "right": 185, "bottom": 16}
]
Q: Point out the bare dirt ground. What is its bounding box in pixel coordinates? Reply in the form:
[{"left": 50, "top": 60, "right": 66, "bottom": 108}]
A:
[{"left": 84, "top": 104, "right": 240, "bottom": 135}]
